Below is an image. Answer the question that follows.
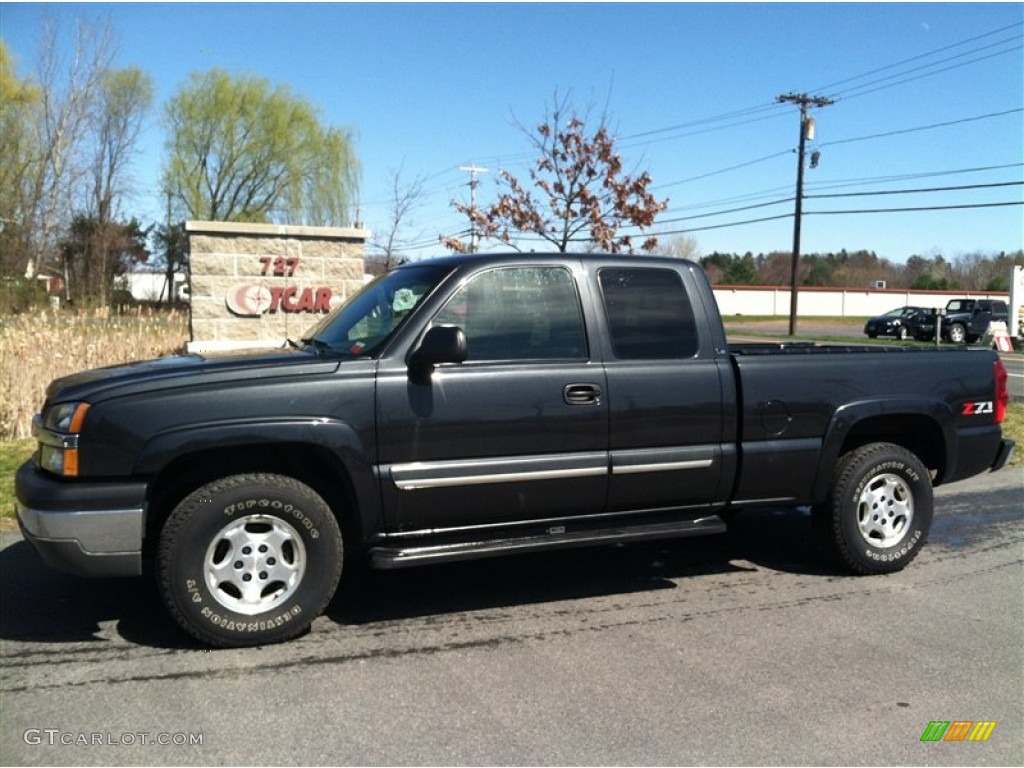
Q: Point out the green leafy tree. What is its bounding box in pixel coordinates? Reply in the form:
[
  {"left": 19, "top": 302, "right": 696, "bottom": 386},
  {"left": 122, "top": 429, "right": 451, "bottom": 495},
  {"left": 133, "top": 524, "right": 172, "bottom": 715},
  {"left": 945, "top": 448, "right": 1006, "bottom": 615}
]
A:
[
  {"left": 151, "top": 221, "right": 190, "bottom": 303},
  {"left": 445, "top": 96, "right": 667, "bottom": 253},
  {"left": 724, "top": 253, "right": 758, "bottom": 285},
  {"left": 0, "top": 42, "right": 41, "bottom": 279},
  {"left": 162, "top": 69, "right": 359, "bottom": 225},
  {"left": 59, "top": 215, "right": 150, "bottom": 305}
]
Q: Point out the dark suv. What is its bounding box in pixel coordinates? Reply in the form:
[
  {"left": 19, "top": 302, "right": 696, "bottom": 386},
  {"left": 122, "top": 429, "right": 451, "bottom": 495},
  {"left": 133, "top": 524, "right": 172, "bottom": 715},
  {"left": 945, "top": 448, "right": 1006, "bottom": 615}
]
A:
[{"left": 912, "top": 299, "right": 1010, "bottom": 343}]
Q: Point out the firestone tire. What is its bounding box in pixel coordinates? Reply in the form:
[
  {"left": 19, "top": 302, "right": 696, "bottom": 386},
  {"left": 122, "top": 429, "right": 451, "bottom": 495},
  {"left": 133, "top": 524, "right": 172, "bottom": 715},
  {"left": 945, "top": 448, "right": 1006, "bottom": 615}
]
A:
[
  {"left": 158, "top": 473, "right": 343, "bottom": 648},
  {"left": 813, "top": 443, "right": 933, "bottom": 575}
]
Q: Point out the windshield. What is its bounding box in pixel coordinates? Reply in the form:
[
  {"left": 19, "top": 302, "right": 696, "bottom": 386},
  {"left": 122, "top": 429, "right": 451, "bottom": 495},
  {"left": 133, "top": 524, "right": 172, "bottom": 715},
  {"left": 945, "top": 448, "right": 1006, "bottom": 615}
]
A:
[
  {"left": 884, "top": 307, "right": 916, "bottom": 318},
  {"left": 302, "top": 264, "right": 451, "bottom": 357},
  {"left": 946, "top": 300, "right": 974, "bottom": 312}
]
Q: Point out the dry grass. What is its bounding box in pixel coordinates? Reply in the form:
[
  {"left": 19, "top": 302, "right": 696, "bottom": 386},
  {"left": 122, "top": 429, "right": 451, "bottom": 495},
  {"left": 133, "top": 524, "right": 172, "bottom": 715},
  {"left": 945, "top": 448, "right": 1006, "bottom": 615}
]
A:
[{"left": 0, "top": 307, "right": 188, "bottom": 440}]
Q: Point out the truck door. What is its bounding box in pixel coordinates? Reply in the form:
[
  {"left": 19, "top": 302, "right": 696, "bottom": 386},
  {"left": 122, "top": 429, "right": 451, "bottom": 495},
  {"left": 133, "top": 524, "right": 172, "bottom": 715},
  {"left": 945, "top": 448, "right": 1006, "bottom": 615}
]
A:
[
  {"left": 375, "top": 263, "right": 609, "bottom": 533},
  {"left": 595, "top": 265, "right": 730, "bottom": 514}
]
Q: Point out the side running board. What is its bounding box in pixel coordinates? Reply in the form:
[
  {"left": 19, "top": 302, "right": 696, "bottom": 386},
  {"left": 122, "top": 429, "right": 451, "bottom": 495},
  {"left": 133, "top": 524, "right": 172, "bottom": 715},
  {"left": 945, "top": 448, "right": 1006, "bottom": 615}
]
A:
[{"left": 369, "top": 515, "right": 727, "bottom": 570}]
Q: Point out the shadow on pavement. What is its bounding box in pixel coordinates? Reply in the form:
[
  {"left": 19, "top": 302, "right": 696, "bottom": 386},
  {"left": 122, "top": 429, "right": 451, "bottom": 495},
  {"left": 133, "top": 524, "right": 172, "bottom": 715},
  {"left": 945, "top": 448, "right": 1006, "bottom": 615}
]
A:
[{"left": 0, "top": 507, "right": 843, "bottom": 649}]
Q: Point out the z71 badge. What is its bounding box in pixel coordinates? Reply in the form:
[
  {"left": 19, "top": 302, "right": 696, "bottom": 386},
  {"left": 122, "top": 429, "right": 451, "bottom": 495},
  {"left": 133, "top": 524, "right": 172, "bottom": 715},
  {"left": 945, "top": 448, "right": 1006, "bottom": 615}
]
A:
[{"left": 962, "top": 401, "right": 994, "bottom": 415}]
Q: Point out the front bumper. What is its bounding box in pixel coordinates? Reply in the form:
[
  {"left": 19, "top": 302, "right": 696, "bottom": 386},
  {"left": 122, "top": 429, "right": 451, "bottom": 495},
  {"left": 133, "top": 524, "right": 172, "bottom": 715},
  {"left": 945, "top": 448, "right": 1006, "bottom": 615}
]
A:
[{"left": 15, "top": 461, "right": 146, "bottom": 577}]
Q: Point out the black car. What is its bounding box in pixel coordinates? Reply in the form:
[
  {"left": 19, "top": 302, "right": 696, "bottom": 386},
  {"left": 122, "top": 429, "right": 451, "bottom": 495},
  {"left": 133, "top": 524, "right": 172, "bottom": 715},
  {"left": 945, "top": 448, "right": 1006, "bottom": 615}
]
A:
[{"left": 864, "top": 306, "right": 929, "bottom": 340}]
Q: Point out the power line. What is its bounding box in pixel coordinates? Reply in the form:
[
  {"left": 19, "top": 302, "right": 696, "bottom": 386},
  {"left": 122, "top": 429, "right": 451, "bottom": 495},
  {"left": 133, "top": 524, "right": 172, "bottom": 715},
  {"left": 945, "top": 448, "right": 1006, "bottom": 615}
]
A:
[
  {"left": 807, "top": 201, "right": 1022, "bottom": 216},
  {"left": 638, "top": 200, "right": 1020, "bottom": 242},
  {"left": 649, "top": 108, "right": 1019, "bottom": 198},
  {"left": 618, "top": 177, "right": 1020, "bottom": 231},
  {"left": 368, "top": 23, "right": 1024, "bottom": 255},
  {"left": 655, "top": 150, "right": 793, "bottom": 189},
  {"left": 831, "top": 45, "right": 1023, "bottom": 102},
  {"left": 810, "top": 21, "right": 1022, "bottom": 94},
  {"left": 618, "top": 102, "right": 785, "bottom": 141},
  {"left": 818, "top": 108, "right": 1023, "bottom": 148},
  {"left": 825, "top": 35, "right": 1022, "bottom": 100},
  {"left": 366, "top": 26, "right": 1022, "bottom": 216},
  {"left": 617, "top": 110, "right": 791, "bottom": 152},
  {"left": 651, "top": 196, "right": 795, "bottom": 225},
  {"left": 649, "top": 213, "right": 794, "bottom": 236},
  {"left": 806, "top": 180, "right": 1023, "bottom": 199},
  {"left": 803, "top": 162, "right": 1024, "bottom": 193}
]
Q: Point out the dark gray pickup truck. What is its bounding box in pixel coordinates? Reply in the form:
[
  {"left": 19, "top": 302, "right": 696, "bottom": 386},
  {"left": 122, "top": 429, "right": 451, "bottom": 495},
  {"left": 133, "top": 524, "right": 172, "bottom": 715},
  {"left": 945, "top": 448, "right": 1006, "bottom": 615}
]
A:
[{"left": 17, "top": 254, "right": 1014, "bottom": 646}]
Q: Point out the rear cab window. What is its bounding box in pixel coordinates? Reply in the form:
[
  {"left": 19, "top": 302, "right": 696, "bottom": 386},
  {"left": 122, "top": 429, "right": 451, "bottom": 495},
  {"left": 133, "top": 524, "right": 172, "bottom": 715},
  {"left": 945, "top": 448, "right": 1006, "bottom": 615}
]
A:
[{"left": 597, "top": 267, "right": 699, "bottom": 359}]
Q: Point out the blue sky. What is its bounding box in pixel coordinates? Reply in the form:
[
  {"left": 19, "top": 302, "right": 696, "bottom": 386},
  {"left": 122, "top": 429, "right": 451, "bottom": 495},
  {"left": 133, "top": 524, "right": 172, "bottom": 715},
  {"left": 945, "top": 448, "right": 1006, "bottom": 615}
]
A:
[{"left": 2, "top": 2, "right": 1022, "bottom": 264}]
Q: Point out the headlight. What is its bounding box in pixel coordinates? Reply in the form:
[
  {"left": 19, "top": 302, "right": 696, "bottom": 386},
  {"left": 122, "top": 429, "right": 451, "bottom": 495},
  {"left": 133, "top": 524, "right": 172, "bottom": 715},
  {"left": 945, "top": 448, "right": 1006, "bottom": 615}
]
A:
[
  {"left": 44, "top": 402, "right": 91, "bottom": 433},
  {"left": 35, "top": 402, "right": 90, "bottom": 477}
]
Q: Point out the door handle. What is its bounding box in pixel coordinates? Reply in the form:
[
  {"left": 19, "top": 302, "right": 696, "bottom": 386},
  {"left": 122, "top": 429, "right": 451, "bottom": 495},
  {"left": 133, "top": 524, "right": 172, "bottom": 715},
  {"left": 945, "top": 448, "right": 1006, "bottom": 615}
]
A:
[{"left": 563, "top": 383, "right": 602, "bottom": 405}]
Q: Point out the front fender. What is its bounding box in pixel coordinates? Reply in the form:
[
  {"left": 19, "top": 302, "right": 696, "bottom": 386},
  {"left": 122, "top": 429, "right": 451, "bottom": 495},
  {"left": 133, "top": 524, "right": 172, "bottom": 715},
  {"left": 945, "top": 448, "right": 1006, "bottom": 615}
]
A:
[{"left": 134, "top": 417, "right": 380, "bottom": 536}]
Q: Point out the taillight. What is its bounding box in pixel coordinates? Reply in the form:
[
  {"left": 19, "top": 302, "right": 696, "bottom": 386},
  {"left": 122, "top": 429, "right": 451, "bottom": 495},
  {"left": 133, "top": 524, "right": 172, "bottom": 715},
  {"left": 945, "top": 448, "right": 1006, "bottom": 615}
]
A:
[{"left": 994, "top": 359, "right": 1009, "bottom": 424}]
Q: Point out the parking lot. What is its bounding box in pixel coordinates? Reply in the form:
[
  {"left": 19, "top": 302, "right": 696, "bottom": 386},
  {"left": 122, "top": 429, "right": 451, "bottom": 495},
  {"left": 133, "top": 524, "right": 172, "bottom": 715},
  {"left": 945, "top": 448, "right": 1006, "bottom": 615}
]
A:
[{"left": 1, "top": 466, "right": 1020, "bottom": 766}]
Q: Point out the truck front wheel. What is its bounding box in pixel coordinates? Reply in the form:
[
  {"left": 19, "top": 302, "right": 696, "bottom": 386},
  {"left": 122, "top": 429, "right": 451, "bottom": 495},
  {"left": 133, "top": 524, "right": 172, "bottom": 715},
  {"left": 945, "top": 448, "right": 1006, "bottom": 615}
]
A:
[
  {"left": 813, "top": 443, "right": 932, "bottom": 575},
  {"left": 157, "top": 473, "right": 343, "bottom": 647}
]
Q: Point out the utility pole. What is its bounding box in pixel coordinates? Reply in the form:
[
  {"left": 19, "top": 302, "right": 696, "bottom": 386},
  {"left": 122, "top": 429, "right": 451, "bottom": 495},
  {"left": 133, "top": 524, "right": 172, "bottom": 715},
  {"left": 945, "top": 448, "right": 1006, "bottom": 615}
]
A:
[
  {"left": 776, "top": 93, "right": 834, "bottom": 336},
  {"left": 163, "top": 189, "right": 173, "bottom": 303},
  {"left": 459, "top": 164, "right": 488, "bottom": 252}
]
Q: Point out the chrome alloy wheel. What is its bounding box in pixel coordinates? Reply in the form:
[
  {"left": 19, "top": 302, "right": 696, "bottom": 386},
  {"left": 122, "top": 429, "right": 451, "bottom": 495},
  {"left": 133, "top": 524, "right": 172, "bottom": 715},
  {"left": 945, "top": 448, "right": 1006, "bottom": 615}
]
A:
[
  {"left": 204, "top": 514, "right": 307, "bottom": 615},
  {"left": 856, "top": 473, "right": 913, "bottom": 548}
]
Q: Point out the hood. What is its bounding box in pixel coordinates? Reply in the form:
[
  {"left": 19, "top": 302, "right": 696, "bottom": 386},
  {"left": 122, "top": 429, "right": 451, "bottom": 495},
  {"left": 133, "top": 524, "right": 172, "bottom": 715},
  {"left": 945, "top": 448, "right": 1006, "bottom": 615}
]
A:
[{"left": 44, "top": 346, "right": 341, "bottom": 404}]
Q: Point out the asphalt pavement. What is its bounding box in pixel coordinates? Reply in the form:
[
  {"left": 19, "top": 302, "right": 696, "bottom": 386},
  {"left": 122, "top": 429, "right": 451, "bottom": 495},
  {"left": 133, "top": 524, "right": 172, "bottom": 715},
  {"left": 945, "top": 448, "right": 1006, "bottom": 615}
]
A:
[{"left": 1, "top": 468, "right": 1020, "bottom": 766}]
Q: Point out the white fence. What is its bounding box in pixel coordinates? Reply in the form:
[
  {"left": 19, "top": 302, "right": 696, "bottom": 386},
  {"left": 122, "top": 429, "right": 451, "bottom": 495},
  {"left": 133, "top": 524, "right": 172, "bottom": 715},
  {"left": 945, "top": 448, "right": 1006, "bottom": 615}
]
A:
[{"left": 712, "top": 285, "right": 1010, "bottom": 319}]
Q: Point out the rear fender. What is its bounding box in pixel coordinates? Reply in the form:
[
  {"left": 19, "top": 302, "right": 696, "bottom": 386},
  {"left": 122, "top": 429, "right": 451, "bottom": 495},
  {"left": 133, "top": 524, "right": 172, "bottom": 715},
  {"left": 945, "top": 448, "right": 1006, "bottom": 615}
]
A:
[{"left": 811, "top": 399, "right": 954, "bottom": 502}]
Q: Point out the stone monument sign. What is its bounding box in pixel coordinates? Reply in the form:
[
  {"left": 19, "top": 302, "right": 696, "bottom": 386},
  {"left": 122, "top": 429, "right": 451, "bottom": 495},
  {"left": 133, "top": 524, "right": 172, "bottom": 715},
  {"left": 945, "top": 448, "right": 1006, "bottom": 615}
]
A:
[{"left": 185, "top": 220, "right": 369, "bottom": 352}]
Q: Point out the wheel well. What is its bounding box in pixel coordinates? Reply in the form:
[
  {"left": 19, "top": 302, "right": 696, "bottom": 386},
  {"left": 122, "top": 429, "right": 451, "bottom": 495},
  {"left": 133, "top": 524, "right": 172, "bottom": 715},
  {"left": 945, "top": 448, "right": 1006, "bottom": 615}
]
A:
[
  {"left": 142, "top": 443, "right": 360, "bottom": 560},
  {"left": 840, "top": 415, "right": 945, "bottom": 476}
]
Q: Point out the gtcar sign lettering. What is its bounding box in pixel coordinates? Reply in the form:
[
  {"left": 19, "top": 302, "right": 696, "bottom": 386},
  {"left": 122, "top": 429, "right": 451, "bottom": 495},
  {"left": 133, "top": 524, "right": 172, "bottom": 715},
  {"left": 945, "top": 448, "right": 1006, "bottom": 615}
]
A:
[
  {"left": 962, "top": 401, "right": 994, "bottom": 415},
  {"left": 226, "top": 284, "right": 333, "bottom": 316},
  {"left": 225, "top": 256, "right": 335, "bottom": 317}
]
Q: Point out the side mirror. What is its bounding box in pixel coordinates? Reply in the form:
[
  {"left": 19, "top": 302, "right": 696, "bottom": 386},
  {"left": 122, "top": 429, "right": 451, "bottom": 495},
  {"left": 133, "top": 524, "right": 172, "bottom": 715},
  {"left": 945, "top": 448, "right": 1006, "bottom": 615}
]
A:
[{"left": 409, "top": 326, "right": 468, "bottom": 375}]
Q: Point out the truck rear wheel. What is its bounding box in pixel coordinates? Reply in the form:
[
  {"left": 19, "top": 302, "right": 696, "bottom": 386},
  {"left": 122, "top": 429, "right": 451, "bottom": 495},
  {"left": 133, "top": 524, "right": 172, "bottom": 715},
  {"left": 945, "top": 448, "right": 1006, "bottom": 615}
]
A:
[
  {"left": 813, "top": 443, "right": 932, "bottom": 575},
  {"left": 157, "top": 473, "right": 343, "bottom": 647}
]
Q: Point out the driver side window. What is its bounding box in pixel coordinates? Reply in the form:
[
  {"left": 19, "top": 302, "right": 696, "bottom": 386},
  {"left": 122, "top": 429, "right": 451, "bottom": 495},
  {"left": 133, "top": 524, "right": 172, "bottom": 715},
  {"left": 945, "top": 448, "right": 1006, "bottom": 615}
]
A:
[{"left": 432, "top": 267, "right": 587, "bottom": 361}]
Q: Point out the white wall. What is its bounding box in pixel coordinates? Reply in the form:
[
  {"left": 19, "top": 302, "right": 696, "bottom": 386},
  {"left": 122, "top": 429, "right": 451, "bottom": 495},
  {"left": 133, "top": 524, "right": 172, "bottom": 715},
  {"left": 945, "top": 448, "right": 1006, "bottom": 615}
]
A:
[
  {"left": 712, "top": 285, "right": 1010, "bottom": 320},
  {"left": 121, "top": 271, "right": 188, "bottom": 302}
]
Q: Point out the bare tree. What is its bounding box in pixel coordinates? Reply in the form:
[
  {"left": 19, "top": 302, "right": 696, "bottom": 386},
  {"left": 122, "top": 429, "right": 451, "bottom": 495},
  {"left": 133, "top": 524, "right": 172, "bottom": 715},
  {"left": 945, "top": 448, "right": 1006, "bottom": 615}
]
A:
[
  {"left": 89, "top": 66, "right": 153, "bottom": 225},
  {"left": 369, "top": 165, "right": 426, "bottom": 274},
  {"left": 445, "top": 95, "right": 667, "bottom": 254},
  {"left": 33, "top": 15, "right": 116, "bottom": 283},
  {"left": 654, "top": 234, "right": 700, "bottom": 260}
]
